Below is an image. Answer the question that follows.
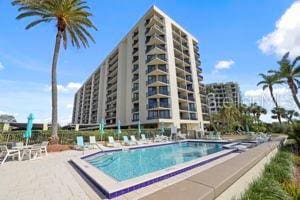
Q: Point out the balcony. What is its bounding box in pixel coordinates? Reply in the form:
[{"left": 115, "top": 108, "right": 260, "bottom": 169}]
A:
[
  {"left": 145, "top": 24, "right": 164, "bottom": 36},
  {"left": 146, "top": 54, "right": 167, "bottom": 65},
  {"left": 132, "top": 65, "right": 139, "bottom": 73},
  {"left": 145, "top": 15, "right": 164, "bottom": 27},
  {"left": 188, "top": 96, "right": 195, "bottom": 101},
  {"left": 146, "top": 77, "right": 168, "bottom": 86},
  {"left": 147, "top": 89, "right": 169, "bottom": 97},
  {"left": 132, "top": 96, "right": 139, "bottom": 102},
  {"left": 132, "top": 107, "right": 139, "bottom": 113},
  {"left": 132, "top": 76, "right": 139, "bottom": 82},
  {"left": 132, "top": 87, "right": 139, "bottom": 92},
  {"left": 132, "top": 48, "right": 138, "bottom": 55},
  {"left": 146, "top": 44, "right": 166, "bottom": 54},
  {"left": 179, "top": 105, "right": 189, "bottom": 111},
  {"left": 146, "top": 34, "right": 165, "bottom": 45},
  {"left": 132, "top": 56, "right": 139, "bottom": 64},
  {"left": 146, "top": 65, "right": 168, "bottom": 75},
  {"left": 132, "top": 39, "right": 138, "bottom": 47}
]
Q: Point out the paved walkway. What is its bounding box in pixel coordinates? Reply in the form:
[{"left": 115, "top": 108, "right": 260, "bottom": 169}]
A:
[{"left": 0, "top": 150, "right": 100, "bottom": 200}]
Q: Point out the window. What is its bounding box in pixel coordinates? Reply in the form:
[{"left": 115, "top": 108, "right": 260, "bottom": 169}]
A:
[
  {"left": 159, "top": 86, "right": 168, "bottom": 95},
  {"left": 190, "top": 113, "right": 197, "bottom": 120},
  {"left": 189, "top": 103, "right": 196, "bottom": 111},
  {"left": 159, "top": 98, "right": 169, "bottom": 107},
  {"left": 148, "top": 99, "right": 157, "bottom": 108},
  {"left": 132, "top": 113, "right": 139, "bottom": 121},
  {"left": 159, "top": 110, "right": 170, "bottom": 118},
  {"left": 148, "top": 110, "right": 158, "bottom": 119},
  {"left": 158, "top": 75, "right": 167, "bottom": 83}
]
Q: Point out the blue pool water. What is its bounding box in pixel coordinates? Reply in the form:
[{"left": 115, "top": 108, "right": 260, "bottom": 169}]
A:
[{"left": 84, "top": 142, "right": 223, "bottom": 181}]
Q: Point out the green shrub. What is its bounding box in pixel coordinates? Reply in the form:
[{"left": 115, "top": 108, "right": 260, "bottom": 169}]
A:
[
  {"left": 282, "top": 181, "right": 300, "bottom": 200},
  {"left": 264, "top": 151, "right": 292, "bottom": 183},
  {"left": 241, "top": 177, "right": 292, "bottom": 200}
]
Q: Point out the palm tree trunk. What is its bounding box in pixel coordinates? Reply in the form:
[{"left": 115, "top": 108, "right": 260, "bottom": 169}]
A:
[
  {"left": 50, "top": 31, "right": 62, "bottom": 143},
  {"left": 269, "top": 86, "right": 281, "bottom": 124},
  {"left": 288, "top": 80, "right": 300, "bottom": 110}
]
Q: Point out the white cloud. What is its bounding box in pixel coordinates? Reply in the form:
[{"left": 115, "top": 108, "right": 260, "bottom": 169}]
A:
[
  {"left": 0, "top": 111, "right": 19, "bottom": 116},
  {"left": 0, "top": 62, "right": 4, "bottom": 71},
  {"left": 66, "top": 104, "right": 73, "bottom": 109},
  {"left": 66, "top": 82, "right": 82, "bottom": 90},
  {"left": 258, "top": 1, "right": 300, "bottom": 57},
  {"left": 45, "top": 82, "right": 81, "bottom": 93},
  {"left": 214, "top": 60, "right": 235, "bottom": 70}
]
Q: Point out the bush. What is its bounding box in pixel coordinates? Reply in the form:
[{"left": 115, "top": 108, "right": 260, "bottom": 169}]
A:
[
  {"left": 264, "top": 151, "right": 292, "bottom": 183},
  {"left": 241, "top": 177, "right": 292, "bottom": 200},
  {"left": 282, "top": 181, "right": 300, "bottom": 200},
  {"left": 0, "top": 128, "right": 166, "bottom": 144}
]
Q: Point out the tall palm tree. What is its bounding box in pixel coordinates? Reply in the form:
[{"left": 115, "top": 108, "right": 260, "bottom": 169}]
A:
[
  {"left": 257, "top": 73, "right": 284, "bottom": 123},
  {"left": 13, "top": 0, "right": 97, "bottom": 142},
  {"left": 249, "top": 103, "right": 267, "bottom": 123},
  {"left": 270, "top": 52, "right": 300, "bottom": 110}
]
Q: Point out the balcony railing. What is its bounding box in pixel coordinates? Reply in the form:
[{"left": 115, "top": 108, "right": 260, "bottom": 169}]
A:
[
  {"left": 132, "top": 87, "right": 139, "bottom": 92},
  {"left": 132, "top": 65, "right": 139, "bottom": 73},
  {"left": 132, "top": 76, "right": 139, "bottom": 82},
  {"left": 145, "top": 34, "right": 165, "bottom": 44},
  {"left": 146, "top": 44, "right": 166, "bottom": 53},
  {"left": 147, "top": 89, "right": 169, "bottom": 96},
  {"left": 132, "top": 108, "right": 139, "bottom": 112},
  {"left": 146, "top": 55, "right": 167, "bottom": 63},
  {"left": 132, "top": 96, "right": 139, "bottom": 102}
]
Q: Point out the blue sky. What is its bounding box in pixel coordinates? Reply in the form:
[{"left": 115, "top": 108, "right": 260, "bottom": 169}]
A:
[{"left": 0, "top": 0, "right": 299, "bottom": 124}]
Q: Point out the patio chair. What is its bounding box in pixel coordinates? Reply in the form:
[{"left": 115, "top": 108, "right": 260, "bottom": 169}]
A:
[
  {"left": 123, "top": 136, "right": 134, "bottom": 146},
  {"left": 130, "top": 135, "right": 140, "bottom": 145},
  {"left": 107, "top": 136, "right": 121, "bottom": 147},
  {"left": 41, "top": 141, "right": 49, "bottom": 155},
  {"left": 21, "top": 144, "right": 42, "bottom": 160},
  {"left": 140, "top": 134, "right": 150, "bottom": 144},
  {"left": 75, "top": 136, "right": 89, "bottom": 150},
  {"left": 0, "top": 145, "right": 20, "bottom": 165}
]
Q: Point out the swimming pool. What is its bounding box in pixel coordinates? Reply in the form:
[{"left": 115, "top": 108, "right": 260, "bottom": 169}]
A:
[
  {"left": 84, "top": 141, "right": 223, "bottom": 181},
  {"left": 72, "top": 140, "right": 235, "bottom": 199}
]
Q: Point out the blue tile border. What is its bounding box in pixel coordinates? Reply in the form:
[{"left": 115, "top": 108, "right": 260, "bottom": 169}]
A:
[{"left": 72, "top": 144, "right": 237, "bottom": 199}]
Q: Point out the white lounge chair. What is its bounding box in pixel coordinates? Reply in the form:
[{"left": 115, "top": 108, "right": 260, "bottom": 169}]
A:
[
  {"left": 154, "top": 135, "right": 169, "bottom": 142},
  {"left": 140, "top": 134, "right": 150, "bottom": 144},
  {"left": 177, "top": 131, "right": 186, "bottom": 140},
  {"left": 123, "top": 136, "right": 135, "bottom": 146},
  {"left": 41, "top": 141, "right": 48, "bottom": 155},
  {"left": 107, "top": 136, "right": 120, "bottom": 147},
  {"left": 21, "top": 144, "right": 42, "bottom": 160},
  {"left": 0, "top": 145, "right": 20, "bottom": 164},
  {"left": 130, "top": 135, "right": 140, "bottom": 145}
]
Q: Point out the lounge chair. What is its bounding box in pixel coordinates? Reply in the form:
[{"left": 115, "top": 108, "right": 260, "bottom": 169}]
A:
[
  {"left": 0, "top": 145, "right": 20, "bottom": 164},
  {"left": 176, "top": 131, "right": 186, "bottom": 140},
  {"left": 154, "top": 135, "right": 169, "bottom": 142},
  {"left": 123, "top": 136, "right": 135, "bottom": 146},
  {"left": 107, "top": 136, "right": 120, "bottom": 147},
  {"left": 140, "top": 134, "right": 150, "bottom": 144},
  {"left": 130, "top": 135, "right": 140, "bottom": 145},
  {"left": 41, "top": 141, "right": 48, "bottom": 155},
  {"left": 21, "top": 144, "right": 42, "bottom": 160},
  {"left": 75, "top": 136, "right": 89, "bottom": 150}
]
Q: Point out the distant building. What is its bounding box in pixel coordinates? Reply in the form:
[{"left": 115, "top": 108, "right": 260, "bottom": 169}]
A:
[
  {"left": 206, "top": 82, "right": 241, "bottom": 114},
  {"left": 72, "top": 6, "right": 206, "bottom": 132}
]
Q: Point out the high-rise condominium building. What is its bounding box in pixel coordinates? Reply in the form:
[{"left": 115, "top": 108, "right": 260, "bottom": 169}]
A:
[
  {"left": 72, "top": 6, "right": 205, "bottom": 132},
  {"left": 206, "top": 82, "right": 241, "bottom": 114}
]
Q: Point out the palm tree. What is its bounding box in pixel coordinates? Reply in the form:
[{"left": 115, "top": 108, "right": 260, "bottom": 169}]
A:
[
  {"left": 271, "top": 107, "right": 286, "bottom": 123},
  {"left": 270, "top": 52, "right": 300, "bottom": 110},
  {"left": 257, "top": 73, "right": 284, "bottom": 123},
  {"left": 283, "top": 110, "right": 299, "bottom": 124},
  {"left": 13, "top": 0, "right": 97, "bottom": 143},
  {"left": 249, "top": 103, "right": 267, "bottom": 123}
]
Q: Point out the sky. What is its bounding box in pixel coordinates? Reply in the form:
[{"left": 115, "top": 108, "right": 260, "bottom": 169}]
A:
[{"left": 0, "top": 0, "right": 299, "bottom": 124}]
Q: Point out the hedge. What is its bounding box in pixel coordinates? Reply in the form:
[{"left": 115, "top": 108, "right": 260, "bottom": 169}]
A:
[{"left": 0, "top": 128, "right": 171, "bottom": 145}]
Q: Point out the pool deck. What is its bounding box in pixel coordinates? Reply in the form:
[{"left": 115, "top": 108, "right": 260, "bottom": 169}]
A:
[{"left": 0, "top": 137, "right": 285, "bottom": 200}]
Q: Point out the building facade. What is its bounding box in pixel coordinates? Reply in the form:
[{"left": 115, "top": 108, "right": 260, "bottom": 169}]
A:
[
  {"left": 206, "top": 82, "right": 241, "bottom": 114},
  {"left": 72, "top": 6, "right": 205, "bottom": 132}
]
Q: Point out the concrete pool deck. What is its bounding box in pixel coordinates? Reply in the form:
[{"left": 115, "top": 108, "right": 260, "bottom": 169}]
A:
[{"left": 0, "top": 137, "right": 285, "bottom": 200}]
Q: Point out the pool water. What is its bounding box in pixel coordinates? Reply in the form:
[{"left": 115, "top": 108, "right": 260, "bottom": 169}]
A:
[{"left": 84, "top": 142, "right": 223, "bottom": 181}]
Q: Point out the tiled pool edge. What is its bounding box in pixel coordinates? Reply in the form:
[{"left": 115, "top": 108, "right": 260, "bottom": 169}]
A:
[{"left": 71, "top": 148, "right": 237, "bottom": 199}]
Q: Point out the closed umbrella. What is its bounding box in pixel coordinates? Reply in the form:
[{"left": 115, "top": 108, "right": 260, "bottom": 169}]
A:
[
  {"left": 160, "top": 122, "right": 165, "bottom": 135},
  {"left": 117, "top": 120, "right": 121, "bottom": 141},
  {"left": 138, "top": 120, "right": 141, "bottom": 139},
  {"left": 100, "top": 118, "right": 105, "bottom": 141},
  {"left": 24, "top": 113, "right": 34, "bottom": 146}
]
